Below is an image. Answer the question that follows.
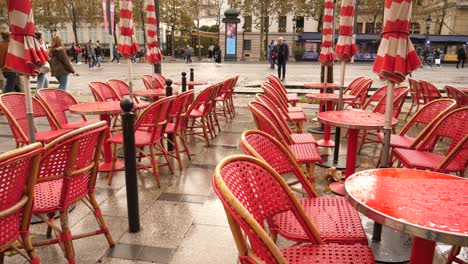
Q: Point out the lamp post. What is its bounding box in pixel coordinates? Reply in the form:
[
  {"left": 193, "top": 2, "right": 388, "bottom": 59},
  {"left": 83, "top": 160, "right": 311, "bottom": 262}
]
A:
[
  {"left": 292, "top": 16, "right": 296, "bottom": 51},
  {"left": 242, "top": 24, "right": 246, "bottom": 60},
  {"left": 424, "top": 15, "right": 432, "bottom": 65}
]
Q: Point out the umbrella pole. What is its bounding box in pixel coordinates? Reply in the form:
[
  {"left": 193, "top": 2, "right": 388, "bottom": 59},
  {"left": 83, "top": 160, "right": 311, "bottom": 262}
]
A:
[
  {"left": 380, "top": 81, "right": 395, "bottom": 168},
  {"left": 22, "top": 75, "right": 36, "bottom": 143},
  {"left": 128, "top": 59, "right": 133, "bottom": 98},
  {"left": 152, "top": 71, "right": 156, "bottom": 89},
  {"left": 332, "top": 61, "right": 346, "bottom": 164}
]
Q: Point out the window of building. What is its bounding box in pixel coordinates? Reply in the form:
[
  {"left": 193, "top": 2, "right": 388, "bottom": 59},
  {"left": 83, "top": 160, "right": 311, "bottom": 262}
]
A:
[
  {"left": 410, "top": 22, "right": 421, "bottom": 34},
  {"left": 243, "top": 16, "right": 252, "bottom": 32},
  {"left": 295, "top": 16, "right": 304, "bottom": 33},
  {"left": 365, "top": 23, "right": 374, "bottom": 34},
  {"left": 243, "top": 39, "right": 251, "bottom": 50},
  {"left": 278, "top": 16, "right": 287, "bottom": 33}
]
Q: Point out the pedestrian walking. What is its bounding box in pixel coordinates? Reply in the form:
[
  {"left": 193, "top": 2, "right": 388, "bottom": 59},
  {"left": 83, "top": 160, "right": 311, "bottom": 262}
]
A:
[
  {"left": 95, "top": 43, "right": 103, "bottom": 68},
  {"left": 111, "top": 44, "right": 120, "bottom": 63},
  {"left": 49, "top": 35, "right": 75, "bottom": 90},
  {"left": 186, "top": 45, "right": 193, "bottom": 63},
  {"left": 274, "top": 37, "right": 289, "bottom": 81},
  {"left": 214, "top": 44, "right": 222, "bottom": 64},
  {"left": 0, "top": 31, "right": 19, "bottom": 93},
  {"left": 76, "top": 45, "right": 82, "bottom": 65},
  {"left": 87, "top": 40, "right": 96, "bottom": 69},
  {"left": 70, "top": 43, "right": 78, "bottom": 63},
  {"left": 456, "top": 45, "right": 466, "bottom": 69},
  {"left": 268, "top": 40, "right": 276, "bottom": 69},
  {"left": 434, "top": 48, "right": 442, "bottom": 68},
  {"left": 35, "top": 32, "right": 50, "bottom": 90}
]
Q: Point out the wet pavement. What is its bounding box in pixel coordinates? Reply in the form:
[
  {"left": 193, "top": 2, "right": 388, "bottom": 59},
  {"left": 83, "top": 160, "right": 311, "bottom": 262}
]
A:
[{"left": 0, "top": 61, "right": 467, "bottom": 263}]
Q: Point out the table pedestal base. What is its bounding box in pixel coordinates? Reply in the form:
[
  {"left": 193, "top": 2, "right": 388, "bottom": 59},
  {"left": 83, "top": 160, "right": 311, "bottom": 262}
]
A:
[
  {"left": 316, "top": 139, "right": 335, "bottom": 147},
  {"left": 362, "top": 217, "right": 412, "bottom": 263},
  {"left": 329, "top": 181, "right": 345, "bottom": 196},
  {"left": 317, "top": 154, "right": 360, "bottom": 170},
  {"left": 99, "top": 160, "right": 125, "bottom": 172}
]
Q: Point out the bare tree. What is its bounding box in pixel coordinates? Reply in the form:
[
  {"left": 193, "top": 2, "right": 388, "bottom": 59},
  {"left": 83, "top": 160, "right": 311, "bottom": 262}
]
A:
[{"left": 134, "top": 0, "right": 148, "bottom": 47}]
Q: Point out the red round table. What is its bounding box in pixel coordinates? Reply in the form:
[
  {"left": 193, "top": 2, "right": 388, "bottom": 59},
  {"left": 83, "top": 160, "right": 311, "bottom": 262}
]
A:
[
  {"left": 346, "top": 168, "right": 468, "bottom": 264},
  {"left": 69, "top": 101, "right": 146, "bottom": 173},
  {"left": 173, "top": 80, "right": 208, "bottom": 91},
  {"left": 133, "top": 89, "right": 167, "bottom": 97},
  {"left": 318, "top": 109, "right": 398, "bottom": 195},
  {"left": 306, "top": 93, "right": 356, "bottom": 147},
  {"left": 304, "top": 82, "right": 340, "bottom": 91}
]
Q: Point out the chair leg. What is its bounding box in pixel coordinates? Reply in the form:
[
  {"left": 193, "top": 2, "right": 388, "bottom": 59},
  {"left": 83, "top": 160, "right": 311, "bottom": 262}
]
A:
[
  {"left": 59, "top": 210, "right": 75, "bottom": 264},
  {"left": 306, "top": 163, "right": 316, "bottom": 181},
  {"left": 149, "top": 145, "right": 161, "bottom": 187},
  {"left": 201, "top": 118, "right": 210, "bottom": 146},
  {"left": 159, "top": 141, "right": 174, "bottom": 174},
  {"left": 295, "top": 121, "right": 303, "bottom": 133},
  {"left": 108, "top": 144, "right": 118, "bottom": 185},
  {"left": 179, "top": 131, "right": 192, "bottom": 160},
  {"left": 213, "top": 110, "right": 221, "bottom": 133},
  {"left": 0, "top": 252, "right": 4, "bottom": 264},
  {"left": 446, "top": 245, "right": 461, "bottom": 264},
  {"left": 172, "top": 135, "right": 183, "bottom": 170},
  {"left": 404, "top": 102, "right": 415, "bottom": 121},
  {"left": 88, "top": 194, "right": 115, "bottom": 247},
  {"left": 46, "top": 212, "right": 55, "bottom": 238},
  {"left": 358, "top": 130, "right": 368, "bottom": 154}
]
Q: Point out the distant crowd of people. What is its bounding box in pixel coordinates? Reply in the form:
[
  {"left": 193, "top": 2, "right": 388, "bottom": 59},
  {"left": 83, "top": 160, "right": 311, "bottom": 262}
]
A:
[
  {"left": 417, "top": 44, "right": 466, "bottom": 69},
  {"left": 174, "top": 44, "right": 222, "bottom": 64}
]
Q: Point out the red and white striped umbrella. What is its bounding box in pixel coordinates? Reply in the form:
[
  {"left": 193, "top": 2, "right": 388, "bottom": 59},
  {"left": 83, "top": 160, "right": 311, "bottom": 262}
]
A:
[
  {"left": 318, "top": 0, "right": 335, "bottom": 66},
  {"left": 5, "top": 0, "right": 48, "bottom": 76},
  {"left": 145, "top": 0, "right": 163, "bottom": 64},
  {"left": 373, "top": 0, "right": 421, "bottom": 84},
  {"left": 335, "top": 0, "right": 358, "bottom": 62},
  {"left": 118, "top": 0, "right": 139, "bottom": 58},
  {"left": 373, "top": 0, "right": 421, "bottom": 168}
]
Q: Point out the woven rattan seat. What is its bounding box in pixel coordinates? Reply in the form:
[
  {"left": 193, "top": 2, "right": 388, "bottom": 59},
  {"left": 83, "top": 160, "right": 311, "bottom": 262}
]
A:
[{"left": 213, "top": 155, "right": 375, "bottom": 264}]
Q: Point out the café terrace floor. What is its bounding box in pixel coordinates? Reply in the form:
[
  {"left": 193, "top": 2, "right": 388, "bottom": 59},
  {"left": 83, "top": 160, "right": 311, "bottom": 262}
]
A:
[{"left": 1, "top": 62, "right": 467, "bottom": 263}]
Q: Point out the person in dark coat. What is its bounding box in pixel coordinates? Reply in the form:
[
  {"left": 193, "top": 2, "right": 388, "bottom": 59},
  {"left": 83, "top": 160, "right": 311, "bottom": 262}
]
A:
[
  {"left": 49, "top": 36, "right": 75, "bottom": 90},
  {"left": 274, "top": 37, "right": 289, "bottom": 81},
  {"left": 213, "top": 44, "right": 222, "bottom": 64},
  {"left": 0, "top": 31, "right": 19, "bottom": 93},
  {"left": 457, "top": 45, "right": 466, "bottom": 69}
]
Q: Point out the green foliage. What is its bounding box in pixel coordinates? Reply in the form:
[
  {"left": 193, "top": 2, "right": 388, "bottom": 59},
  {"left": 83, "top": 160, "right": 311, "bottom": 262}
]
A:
[{"left": 293, "top": 46, "right": 306, "bottom": 56}]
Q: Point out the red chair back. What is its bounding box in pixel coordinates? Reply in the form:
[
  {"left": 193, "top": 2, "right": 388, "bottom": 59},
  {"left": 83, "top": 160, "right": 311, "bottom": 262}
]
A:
[
  {"left": 248, "top": 101, "right": 290, "bottom": 146},
  {"left": 135, "top": 97, "right": 173, "bottom": 142},
  {"left": 0, "top": 143, "right": 41, "bottom": 249},
  {"left": 240, "top": 130, "right": 317, "bottom": 197},
  {"left": 363, "top": 85, "right": 387, "bottom": 110},
  {"left": 36, "top": 121, "right": 107, "bottom": 211},
  {"left": 445, "top": 85, "right": 468, "bottom": 106},
  {"left": 349, "top": 78, "right": 373, "bottom": 107},
  {"left": 107, "top": 79, "right": 130, "bottom": 99},
  {"left": 0, "top": 93, "right": 59, "bottom": 144},
  {"left": 169, "top": 90, "right": 193, "bottom": 131},
  {"left": 261, "top": 85, "right": 289, "bottom": 116},
  {"left": 188, "top": 85, "right": 215, "bottom": 116},
  {"left": 267, "top": 74, "right": 288, "bottom": 95},
  {"left": 213, "top": 155, "right": 322, "bottom": 263},
  {"left": 250, "top": 99, "right": 293, "bottom": 145},
  {"left": 419, "top": 80, "right": 442, "bottom": 103},
  {"left": 373, "top": 87, "right": 409, "bottom": 118},
  {"left": 256, "top": 94, "right": 291, "bottom": 132},
  {"left": 89, "top": 82, "right": 120, "bottom": 102},
  {"left": 141, "top": 74, "right": 165, "bottom": 90},
  {"left": 408, "top": 78, "right": 424, "bottom": 104},
  {"left": 344, "top": 76, "right": 366, "bottom": 94},
  {"left": 37, "top": 88, "right": 88, "bottom": 127}
]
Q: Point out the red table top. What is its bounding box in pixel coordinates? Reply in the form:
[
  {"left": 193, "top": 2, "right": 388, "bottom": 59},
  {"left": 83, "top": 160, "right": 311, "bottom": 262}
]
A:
[
  {"left": 69, "top": 101, "right": 145, "bottom": 115},
  {"left": 345, "top": 168, "right": 468, "bottom": 246},
  {"left": 306, "top": 93, "right": 356, "bottom": 102},
  {"left": 318, "top": 109, "right": 397, "bottom": 130},
  {"left": 173, "top": 81, "right": 208, "bottom": 86},
  {"left": 134, "top": 89, "right": 167, "bottom": 97},
  {"left": 304, "top": 82, "right": 340, "bottom": 89}
]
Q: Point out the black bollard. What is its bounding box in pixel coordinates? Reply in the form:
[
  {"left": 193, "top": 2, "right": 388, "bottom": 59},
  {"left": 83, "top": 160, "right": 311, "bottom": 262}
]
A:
[
  {"left": 165, "top": 79, "right": 174, "bottom": 152},
  {"left": 120, "top": 97, "right": 140, "bottom": 233},
  {"left": 189, "top": 68, "right": 194, "bottom": 82},
  {"left": 181, "top": 72, "right": 187, "bottom": 92}
]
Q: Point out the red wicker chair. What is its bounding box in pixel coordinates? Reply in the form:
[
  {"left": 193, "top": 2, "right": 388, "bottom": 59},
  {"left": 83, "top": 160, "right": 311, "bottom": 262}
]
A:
[
  {"left": 32, "top": 121, "right": 114, "bottom": 263},
  {"left": 262, "top": 84, "right": 306, "bottom": 132},
  {"left": 255, "top": 94, "right": 316, "bottom": 145},
  {"left": 376, "top": 99, "right": 457, "bottom": 166},
  {"left": 445, "top": 85, "right": 468, "bottom": 106},
  {"left": 215, "top": 76, "right": 238, "bottom": 121},
  {"left": 186, "top": 85, "right": 218, "bottom": 146},
  {"left": 141, "top": 74, "right": 165, "bottom": 90},
  {"left": 165, "top": 90, "right": 194, "bottom": 170},
  {"left": 344, "top": 78, "right": 373, "bottom": 109},
  {"left": 343, "top": 76, "right": 366, "bottom": 94},
  {"left": 248, "top": 101, "right": 321, "bottom": 177},
  {"left": 404, "top": 78, "right": 425, "bottom": 120},
  {"left": 240, "top": 130, "right": 368, "bottom": 244},
  {"left": 107, "top": 97, "right": 174, "bottom": 186},
  {"left": 362, "top": 85, "right": 388, "bottom": 111},
  {"left": 88, "top": 81, "right": 120, "bottom": 102},
  {"left": 0, "top": 93, "right": 71, "bottom": 147},
  {"left": 37, "top": 88, "right": 99, "bottom": 130},
  {"left": 0, "top": 143, "right": 42, "bottom": 264},
  {"left": 107, "top": 79, "right": 150, "bottom": 111},
  {"left": 213, "top": 155, "right": 376, "bottom": 264},
  {"left": 419, "top": 80, "right": 442, "bottom": 104},
  {"left": 358, "top": 87, "right": 409, "bottom": 153},
  {"left": 267, "top": 74, "right": 299, "bottom": 106},
  {"left": 393, "top": 106, "right": 468, "bottom": 176}
]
